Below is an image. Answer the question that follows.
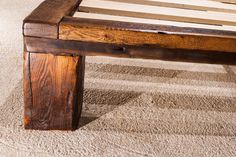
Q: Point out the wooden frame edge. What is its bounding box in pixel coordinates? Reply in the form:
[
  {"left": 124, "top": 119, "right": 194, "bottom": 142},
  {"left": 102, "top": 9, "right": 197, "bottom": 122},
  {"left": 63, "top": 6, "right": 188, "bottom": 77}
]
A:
[
  {"left": 59, "top": 17, "right": 236, "bottom": 53},
  {"left": 23, "top": 0, "right": 82, "bottom": 39},
  {"left": 60, "top": 16, "right": 236, "bottom": 38}
]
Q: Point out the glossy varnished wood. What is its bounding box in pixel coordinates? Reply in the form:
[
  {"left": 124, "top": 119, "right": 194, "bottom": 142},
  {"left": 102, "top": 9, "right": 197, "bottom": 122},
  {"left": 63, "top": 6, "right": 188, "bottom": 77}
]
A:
[
  {"left": 23, "top": 0, "right": 81, "bottom": 38},
  {"left": 24, "top": 52, "right": 85, "bottom": 130}
]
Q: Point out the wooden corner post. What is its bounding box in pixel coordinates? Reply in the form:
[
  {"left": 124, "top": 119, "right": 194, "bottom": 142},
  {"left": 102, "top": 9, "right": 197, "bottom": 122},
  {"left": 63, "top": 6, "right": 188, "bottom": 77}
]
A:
[
  {"left": 24, "top": 52, "right": 85, "bottom": 130},
  {"left": 23, "top": 0, "right": 84, "bottom": 130}
]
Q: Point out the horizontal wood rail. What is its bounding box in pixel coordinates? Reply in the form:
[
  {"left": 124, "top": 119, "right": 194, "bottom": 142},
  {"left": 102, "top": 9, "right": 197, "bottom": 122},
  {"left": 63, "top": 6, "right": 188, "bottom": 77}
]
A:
[
  {"left": 25, "top": 37, "right": 236, "bottom": 65},
  {"left": 59, "top": 17, "right": 236, "bottom": 53},
  {"left": 74, "top": 12, "right": 236, "bottom": 32}
]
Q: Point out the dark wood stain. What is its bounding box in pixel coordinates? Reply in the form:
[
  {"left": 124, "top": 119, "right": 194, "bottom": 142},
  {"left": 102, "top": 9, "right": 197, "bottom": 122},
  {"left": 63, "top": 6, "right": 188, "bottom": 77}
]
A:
[
  {"left": 23, "top": 0, "right": 81, "bottom": 38},
  {"left": 25, "top": 37, "right": 236, "bottom": 65}
]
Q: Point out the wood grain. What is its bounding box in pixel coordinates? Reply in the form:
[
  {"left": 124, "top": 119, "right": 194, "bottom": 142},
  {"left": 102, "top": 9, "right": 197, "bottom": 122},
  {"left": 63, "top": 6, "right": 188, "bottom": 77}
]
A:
[
  {"left": 74, "top": 12, "right": 236, "bottom": 32},
  {"left": 24, "top": 23, "right": 58, "bottom": 39},
  {"left": 63, "top": 17, "right": 236, "bottom": 37},
  {"left": 23, "top": 0, "right": 236, "bottom": 131},
  {"left": 212, "top": 0, "right": 236, "bottom": 4},
  {"left": 59, "top": 18, "right": 236, "bottom": 53},
  {"left": 79, "top": 0, "right": 236, "bottom": 26},
  {"left": 104, "top": 0, "right": 236, "bottom": 13},
  {"left": 23, "top": 51, "right": 33, "bottom": 127},
  {"left": 24, "top": 37, "right": 236, "bottom": 65},
  {"left": 24, "top": 52, "right": 85, "bottom": 130},
  {"left": 23, "top": 0, "right": 81, "bottom": 38}
]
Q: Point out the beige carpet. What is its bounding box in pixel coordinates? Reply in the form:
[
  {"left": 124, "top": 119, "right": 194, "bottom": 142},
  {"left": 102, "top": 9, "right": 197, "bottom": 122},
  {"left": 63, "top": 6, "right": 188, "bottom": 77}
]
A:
[{"left": 0, "top": 0, "right": 236, "bottom": 156}]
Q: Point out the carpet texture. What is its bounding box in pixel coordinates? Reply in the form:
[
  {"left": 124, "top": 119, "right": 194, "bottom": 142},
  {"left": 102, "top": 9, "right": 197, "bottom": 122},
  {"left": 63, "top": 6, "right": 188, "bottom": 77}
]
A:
[{"left": 0, "top": 0, "right": 236, "bottom": 156}]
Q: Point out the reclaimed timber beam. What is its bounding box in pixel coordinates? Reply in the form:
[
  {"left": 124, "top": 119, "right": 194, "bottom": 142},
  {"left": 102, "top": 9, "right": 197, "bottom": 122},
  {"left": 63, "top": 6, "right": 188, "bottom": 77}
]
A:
[
  {"left": 23, "top": 51, "right": 85, "bottom": 130},
  {"left": 23, "top": 0, "right": 81, "bottom": 39},
  {"left": 59, "top": 17, "right": 236, "bottom": 53},
  {"left": 24, "top": 37, "right": 236, "bottom": 65}
]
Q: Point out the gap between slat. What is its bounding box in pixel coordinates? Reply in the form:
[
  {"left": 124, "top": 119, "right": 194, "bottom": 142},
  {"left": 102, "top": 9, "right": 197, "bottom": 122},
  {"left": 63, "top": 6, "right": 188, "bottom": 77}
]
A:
[
  {"left": 79, "top": 0, "right": 236, "bottom": 26},
  {"left": 105, "top": 0, "right": 236, "bottom": 13},
  {"left": 74, "top": 12, "right": 236, "bottom": 32}
]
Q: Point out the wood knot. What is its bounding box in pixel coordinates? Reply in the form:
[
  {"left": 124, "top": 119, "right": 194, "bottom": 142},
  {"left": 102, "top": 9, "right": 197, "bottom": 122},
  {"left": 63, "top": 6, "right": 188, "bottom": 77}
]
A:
[{"left": 113, "top": 46, "right": 126, "bottom": 53}]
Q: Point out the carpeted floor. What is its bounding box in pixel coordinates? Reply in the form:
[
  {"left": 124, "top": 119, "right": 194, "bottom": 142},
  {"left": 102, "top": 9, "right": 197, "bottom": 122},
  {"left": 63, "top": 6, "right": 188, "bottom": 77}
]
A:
[{"left": 0, "top": 0, "right": 236, "bottom": 156}]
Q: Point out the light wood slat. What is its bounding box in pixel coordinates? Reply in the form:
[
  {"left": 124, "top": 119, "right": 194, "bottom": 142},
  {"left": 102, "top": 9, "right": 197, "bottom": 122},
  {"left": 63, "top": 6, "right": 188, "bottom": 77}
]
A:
[
  {"left": 105, "top": 0, "right": 236, "bottom": 13},
  {"left": 211, "top": 0, "right": 236, "bottom": 4},
  {"left": 74, "top": 12, "right": 236, "bottom": 32},
  {"left": 79, "top": 0, "right": 236, "bottom": 26}
]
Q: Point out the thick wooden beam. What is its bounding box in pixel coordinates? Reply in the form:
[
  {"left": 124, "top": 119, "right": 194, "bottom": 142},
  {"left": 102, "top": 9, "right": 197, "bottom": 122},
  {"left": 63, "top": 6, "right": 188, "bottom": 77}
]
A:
[
  {"left": 24, "top": 52, "right": 85, "bottom": 130},
  {"left": 61, "top": 17, "right": 236, "bottom": 38},
  {"left": 23, "top": 0, "right": 81, "bottom": 38},
  {"left": 25, "top": 37, "right": 236, "bottom": 65},
  {"left": 59, "top": 17, "right": 236, "bottom": 53},
  {"left": 73, "top": 12, "right": 236, "bottom": 32}
]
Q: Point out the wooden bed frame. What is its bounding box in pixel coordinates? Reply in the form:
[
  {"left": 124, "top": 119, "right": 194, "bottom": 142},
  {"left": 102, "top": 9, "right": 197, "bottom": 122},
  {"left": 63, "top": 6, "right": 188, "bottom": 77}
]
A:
[{"left": 23, "top": 0, "right": 236, "bottom": 130}]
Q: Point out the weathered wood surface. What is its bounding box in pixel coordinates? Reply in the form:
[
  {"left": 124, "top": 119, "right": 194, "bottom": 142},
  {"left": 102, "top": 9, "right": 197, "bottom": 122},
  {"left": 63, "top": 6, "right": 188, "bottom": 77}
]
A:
[
  {"left": 23, "top": 51, "right": 33, "bottom": 127},
  {"left": 23, "top": 0, "right": 81, "bottom": 38},
  {"left": 24, "top": 23, "right": 58, "bottom": 39},
  {"left": 24, "top": 52, "right": 85, "bottom": 130},
  {"left": 69, "top": 15, "right": 236, "bottom": 36},
  {"left": 59, "top": 18, "right": 236, "bottom": 53},
  {"left": 25, "top": 37, "right": 236, "bottom": 65},
  {"left": 74, "top": 12, "right": 236, "bottom": 32}
]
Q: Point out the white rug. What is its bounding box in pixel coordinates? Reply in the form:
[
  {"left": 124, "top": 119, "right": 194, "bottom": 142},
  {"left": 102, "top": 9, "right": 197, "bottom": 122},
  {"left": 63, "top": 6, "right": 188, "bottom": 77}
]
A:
[{"left": 0, "top": 0, "right": 235, "bottom": 156}]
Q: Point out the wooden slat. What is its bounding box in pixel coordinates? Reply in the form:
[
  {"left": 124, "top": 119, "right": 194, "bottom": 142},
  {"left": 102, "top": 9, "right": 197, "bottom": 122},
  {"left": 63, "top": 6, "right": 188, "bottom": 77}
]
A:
[
  {"left": 23, "top": 0, "right": 81, "bottom": 38},
  {"left": 59, "top": 17, "right": 236, "bottom": 53},
  {"left": 105, "top": 0, "right": 236, "bottom": 13},
  {"left": 79, "top": 0, "right": 236, "bottom": 26},
  {"left": 74, "top": 12, "right": 236, "bottom": 32},
  {"left": 211, "top": 0, "right": 236, "bottom": 4},
  {"left": 24, "top": 37, "right": 236, "bottom": 65}
]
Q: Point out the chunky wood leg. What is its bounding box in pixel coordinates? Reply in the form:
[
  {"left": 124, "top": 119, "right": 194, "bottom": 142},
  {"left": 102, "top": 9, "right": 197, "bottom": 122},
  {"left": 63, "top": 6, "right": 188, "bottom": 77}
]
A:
[{"left": 23, "top": 52, "right": 85, "bottom": 130}]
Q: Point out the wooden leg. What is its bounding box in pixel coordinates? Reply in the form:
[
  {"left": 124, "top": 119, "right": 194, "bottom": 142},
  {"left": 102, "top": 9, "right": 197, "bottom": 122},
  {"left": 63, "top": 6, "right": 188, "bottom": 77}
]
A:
[{"left": 23, "top": 52, "right": 85, "bottom": 130}]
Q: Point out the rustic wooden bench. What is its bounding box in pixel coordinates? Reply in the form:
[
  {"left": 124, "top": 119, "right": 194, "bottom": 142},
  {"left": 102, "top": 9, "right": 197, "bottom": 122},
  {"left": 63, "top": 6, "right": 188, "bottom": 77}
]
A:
[{"left": 23, "top": 0, "right": 236, "bottom": 130}]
